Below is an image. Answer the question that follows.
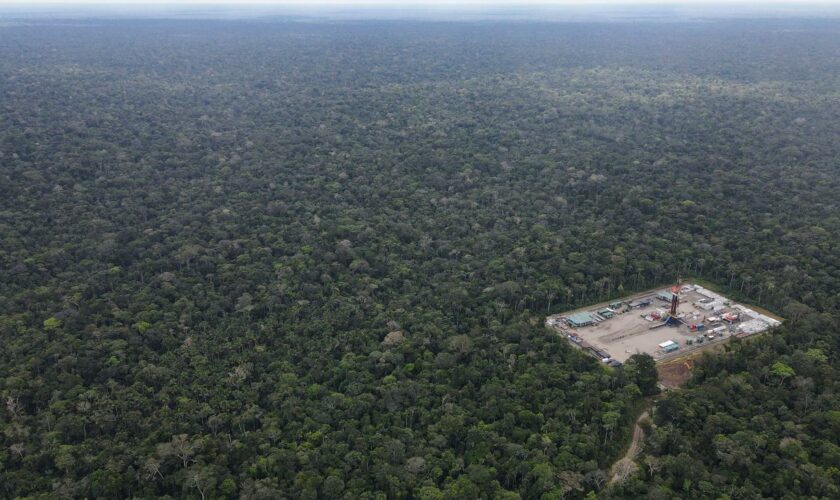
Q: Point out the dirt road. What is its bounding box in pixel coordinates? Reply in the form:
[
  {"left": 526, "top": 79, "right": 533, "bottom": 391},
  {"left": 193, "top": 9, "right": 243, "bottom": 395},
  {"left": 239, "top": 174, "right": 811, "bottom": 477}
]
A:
[{"left": 609, "top": 410, "right": 649, "bottom": 484}]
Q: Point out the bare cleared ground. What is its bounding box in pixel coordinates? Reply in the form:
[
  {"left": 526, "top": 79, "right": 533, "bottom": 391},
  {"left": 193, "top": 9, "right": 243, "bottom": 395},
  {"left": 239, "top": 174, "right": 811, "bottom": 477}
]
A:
[
  {"left": 657, "top": 358, "right": 696, "bottom": 389},
  {"left": 548, "top": 285, "right": 770, "bottom": 363}
]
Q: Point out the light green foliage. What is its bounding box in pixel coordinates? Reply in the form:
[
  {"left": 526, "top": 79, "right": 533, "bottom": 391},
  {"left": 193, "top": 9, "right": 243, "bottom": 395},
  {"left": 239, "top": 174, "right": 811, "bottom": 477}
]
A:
[
  {"left": 42, "top": 317, "right": 61, "bottom": 330},
  {"left": 771, "top": 362, "right": 796, "bottom": 380},
  {"left": 134, "top": 321, "right": 152, "bottom": 333}
]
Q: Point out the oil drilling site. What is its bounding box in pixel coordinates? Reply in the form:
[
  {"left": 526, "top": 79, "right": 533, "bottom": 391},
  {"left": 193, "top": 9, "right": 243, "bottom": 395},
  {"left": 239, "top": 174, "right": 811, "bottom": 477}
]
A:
[{"left": 546, "top": 284, "right": 782, "bottom": 366}]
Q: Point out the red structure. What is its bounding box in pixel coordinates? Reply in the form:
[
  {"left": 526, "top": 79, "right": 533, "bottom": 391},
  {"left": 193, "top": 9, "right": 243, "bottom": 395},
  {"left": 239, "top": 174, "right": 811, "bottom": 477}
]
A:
[{"left": 670, "top": 293, "right": 679, "bottom": 316}]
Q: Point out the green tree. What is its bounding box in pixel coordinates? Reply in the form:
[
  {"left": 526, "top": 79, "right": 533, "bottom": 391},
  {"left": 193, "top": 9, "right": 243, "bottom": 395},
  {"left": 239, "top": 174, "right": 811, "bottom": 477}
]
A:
[{"left": 625, "top": 353, "right": 660, "bottom": 396}]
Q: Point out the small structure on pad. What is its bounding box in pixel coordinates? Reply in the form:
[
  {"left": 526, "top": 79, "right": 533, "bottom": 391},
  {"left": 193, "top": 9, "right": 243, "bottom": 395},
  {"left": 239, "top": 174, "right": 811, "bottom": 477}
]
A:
[
  {"left": 628, "top": 298, "right": 652, "bottom": 309},
  {"left": 597, "top": 307, "right": 615, "bottom": 319},
  {"left": 658, "top": 340, "right": 679, "bottom": 353}
]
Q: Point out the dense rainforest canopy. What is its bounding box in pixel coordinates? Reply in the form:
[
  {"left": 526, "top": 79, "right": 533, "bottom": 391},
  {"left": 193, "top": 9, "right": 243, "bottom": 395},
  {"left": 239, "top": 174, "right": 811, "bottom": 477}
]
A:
[{"left": 0, "top": 15, "right": 839, "bottom": 499}]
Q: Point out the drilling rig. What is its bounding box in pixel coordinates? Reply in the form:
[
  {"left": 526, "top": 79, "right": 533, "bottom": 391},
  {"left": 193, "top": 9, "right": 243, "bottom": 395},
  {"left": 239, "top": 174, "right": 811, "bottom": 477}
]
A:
[
  {"left": 670, "top": 286, "right": 680, "bottom": 316},
  {"left": 662, "top": 285, "right": 683, "bottom": 327}
]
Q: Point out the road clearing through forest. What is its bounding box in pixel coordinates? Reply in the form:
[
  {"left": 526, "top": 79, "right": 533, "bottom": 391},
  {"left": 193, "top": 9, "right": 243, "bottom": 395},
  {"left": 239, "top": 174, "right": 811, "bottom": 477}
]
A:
[{"left": 609, "top": 410, "right": 649, "bottom": 485}]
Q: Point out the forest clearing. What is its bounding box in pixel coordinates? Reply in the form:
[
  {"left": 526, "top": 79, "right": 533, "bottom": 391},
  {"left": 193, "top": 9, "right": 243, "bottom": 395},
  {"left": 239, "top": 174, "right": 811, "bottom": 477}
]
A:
[{"left": 547, "top": 283, "right": 782, "bottom": 365}]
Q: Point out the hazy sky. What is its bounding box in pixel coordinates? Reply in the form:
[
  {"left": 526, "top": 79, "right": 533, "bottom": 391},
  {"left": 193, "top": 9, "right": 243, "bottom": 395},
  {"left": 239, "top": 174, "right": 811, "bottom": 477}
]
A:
[
  {"left": 1, "top": 0, "right": 839, "bottom": 17},
  {"left": 1, "top": 0, "right": 838, "bottom": 5}
]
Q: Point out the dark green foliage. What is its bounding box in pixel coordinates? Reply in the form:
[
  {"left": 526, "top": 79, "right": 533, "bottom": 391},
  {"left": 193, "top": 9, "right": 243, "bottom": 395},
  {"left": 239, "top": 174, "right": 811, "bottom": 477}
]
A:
[
  {"left": 0, "top": 15, "right": 839, "bottom": 499},
  {"left": 624, "top": 354, "right": 659, "bottom": 397}
]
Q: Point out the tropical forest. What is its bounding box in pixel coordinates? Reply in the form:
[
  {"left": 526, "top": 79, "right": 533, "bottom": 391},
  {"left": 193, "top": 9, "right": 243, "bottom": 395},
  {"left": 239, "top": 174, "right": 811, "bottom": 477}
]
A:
[{"left": 0, "top": 10, "right": 839, "bottom": 499}]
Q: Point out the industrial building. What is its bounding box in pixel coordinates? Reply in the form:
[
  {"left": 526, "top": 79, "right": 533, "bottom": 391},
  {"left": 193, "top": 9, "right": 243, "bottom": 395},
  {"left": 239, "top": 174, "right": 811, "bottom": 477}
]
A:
[
  {"left": 567, "top": 312, "right": 597, "bottom": 328},
  {"left": 627, "top": 298, "right": 652, "bottom": 309}
]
